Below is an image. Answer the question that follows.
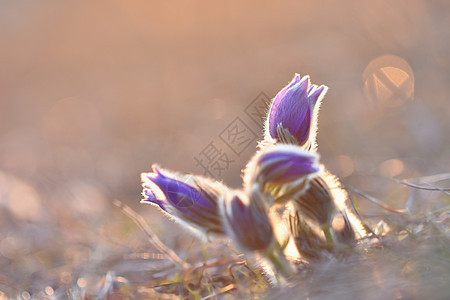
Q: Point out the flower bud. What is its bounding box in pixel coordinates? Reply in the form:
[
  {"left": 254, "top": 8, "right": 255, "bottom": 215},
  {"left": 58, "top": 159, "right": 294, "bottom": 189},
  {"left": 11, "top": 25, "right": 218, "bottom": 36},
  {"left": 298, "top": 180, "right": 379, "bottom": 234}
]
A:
[
  {"left": 265, "top": 74, "right": 328, "bottom": 150},
  {"left": 243, "top": 144, "right": 322, "bottom": 202},
  {"left": 141, "top": 165, "right": 229, "bottom": 238},
  {"left": 291, "top": 175, "right": 337, "bottom": 227},
  {"left": 220, "top": 188, "right": 273, "bottom": 252},
  {"left": 289, "top": 173, "right": 361, "bottom": 255}
]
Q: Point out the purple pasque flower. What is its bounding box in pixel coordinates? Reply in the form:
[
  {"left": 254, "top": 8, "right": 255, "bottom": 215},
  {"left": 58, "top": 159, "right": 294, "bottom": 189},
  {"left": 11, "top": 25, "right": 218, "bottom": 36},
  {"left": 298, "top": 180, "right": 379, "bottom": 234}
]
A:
[
  {"left": 220, "top": 188, "right": 273, "bottom": 252},
  {"left": 290, "top": 173, "right": 360, "bottom": 250},
  {"left": 221, "top": 187, "right": 295, "bottom": 278},
  {"left": 243, "top": 144, "right": 322, "bottom": 202},
  {"left": 291, "top": 175, "right": 337, "bottom": 227},
  {"left": 258, "top": 145, "right": 321, "bottom": 184},
  {"left": 265, "top": 74, "right": 328, "bottom": 150},
  {"left": 141, "top": 165, "right": 229, "bottom": 238}
]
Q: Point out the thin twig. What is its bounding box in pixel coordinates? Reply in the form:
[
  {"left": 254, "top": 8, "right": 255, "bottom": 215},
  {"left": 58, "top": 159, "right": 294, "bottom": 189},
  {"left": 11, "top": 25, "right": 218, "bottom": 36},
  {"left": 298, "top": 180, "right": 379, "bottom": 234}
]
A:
[
  {"left": 347, "top": 189, "right": 361, "bottom": 217},
  {"left": 346, "top": 189, "right": 378, "bottom": 239},
  {"left": 359, "top": 213, "right": 408, "bottom": 219},
  {"left": 201, "top": 284, "right": 236, "bottom": 300},
  {"left": 392, "top": 178, "right": 450, "bottom": 192},
  {"left": 402, "top": 172, "right": 450, "bottom": 183},
  {"left": 113, "top": 199, "right": 189, "bottom": 268},
  {"left": 228, "top": 261, "right": 251, "bottom": 282},
  {"left": 345, "top": 186, "right": 405, "bottom": 215},
  {"left": 420, "top": 181, "right": 450, "bottom": 196}
]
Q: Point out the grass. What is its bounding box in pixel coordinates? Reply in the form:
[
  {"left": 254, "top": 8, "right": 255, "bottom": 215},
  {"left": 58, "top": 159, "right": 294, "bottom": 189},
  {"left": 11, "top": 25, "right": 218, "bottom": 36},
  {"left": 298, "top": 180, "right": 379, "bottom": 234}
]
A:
[
  {"left": 0, "top": 179, "right": 448, "bottom": 299},
  {"left": 88, "top": 187, "right": 448, "bottom": 299}
]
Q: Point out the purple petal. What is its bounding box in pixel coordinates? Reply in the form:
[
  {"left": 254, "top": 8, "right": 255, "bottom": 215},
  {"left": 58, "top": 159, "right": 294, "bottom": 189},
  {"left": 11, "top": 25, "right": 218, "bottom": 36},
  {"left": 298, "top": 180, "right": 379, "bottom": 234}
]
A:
[
  {"left": 225, "top": 192, "right": 273, "bottom": 251},
  {"left": 141, "top": 167, "right": 216, "bottom": 219},
  {"left": 259, "top": 147, "right": 320, "bottom": 183},
  {"left": 308, "top": 85, "right": 327, "bottom": 109},
  {"left": 269, "top": 75, "right": 311, "bottom": 145},
  {"left": 291, "top": 105, "right": 311, "bottom": 145},
  {"left": 268, "top": 75, "right": 301, "bottom": 137},
  {"left": 267, "top": 74, "right": 328, "bottom": 147}
]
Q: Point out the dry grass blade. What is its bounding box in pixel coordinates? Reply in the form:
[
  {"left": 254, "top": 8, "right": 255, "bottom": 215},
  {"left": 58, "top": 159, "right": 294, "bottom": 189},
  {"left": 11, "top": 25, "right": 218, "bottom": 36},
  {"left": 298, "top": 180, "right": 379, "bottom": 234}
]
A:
[
  {"left": 420, "top": 181, "right": 450, "bottom": 195},
  {"left": 346, "top": 186, "right": 405, "bottom": 215},
  {"left": 402, "top": 173, "right": 450, "bottom": 183},
  {"left": 346, "top": 189, "right": 379, "bottom": 239},
  {"left": 113, "top": 199, "right": 189, "bottom": 268},
  {"left": 392, "top": 178, "right": 450, "bottom": 192},
  {"left": 201, "top": 284, "right": 236, "bottom": 300}
]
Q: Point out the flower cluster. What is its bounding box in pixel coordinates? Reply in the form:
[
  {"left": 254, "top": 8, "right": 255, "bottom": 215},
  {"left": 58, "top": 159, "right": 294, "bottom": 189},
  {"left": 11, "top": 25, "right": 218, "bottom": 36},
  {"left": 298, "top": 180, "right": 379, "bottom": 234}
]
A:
[{"left": 141, "top": 74, "right": 363, "bottom": 278}]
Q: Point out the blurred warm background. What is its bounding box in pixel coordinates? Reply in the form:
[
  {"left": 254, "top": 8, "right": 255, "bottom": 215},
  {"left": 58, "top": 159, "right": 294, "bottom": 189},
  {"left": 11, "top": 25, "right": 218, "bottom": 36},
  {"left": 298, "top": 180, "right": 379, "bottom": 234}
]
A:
[{"left": 0, "top": 1, "right": 448, "bottom": 298}]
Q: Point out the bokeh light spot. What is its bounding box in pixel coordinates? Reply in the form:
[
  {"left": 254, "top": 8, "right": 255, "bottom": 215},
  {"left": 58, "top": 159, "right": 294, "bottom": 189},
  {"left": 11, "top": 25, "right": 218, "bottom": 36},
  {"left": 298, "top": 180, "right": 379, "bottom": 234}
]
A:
[
  {"left": 379, "top": 158, "right": 404, "bottom": 177},
  {"left": 44, "top": 286, "right": 54, "bottom": 295},
  {"left": 336, "top": 155, "right": 354, "bottom": 177},
  {"left": 21, "top": 291, "right": 30, "bottom": 300},
  {"left": 8, "top": 183, "right": 42, "bottom": 221},
  {"left": 332, "top": 215, "right": 346, "bottom": 232},
  {"left": 363, "top": 55, "right": 414, "bottom": 108},
  {"left": 0, "top": 173, "right": 43, "bottom": 222},
  {"left": 77, "top": 277, "right": 87, "bottom": 288}
]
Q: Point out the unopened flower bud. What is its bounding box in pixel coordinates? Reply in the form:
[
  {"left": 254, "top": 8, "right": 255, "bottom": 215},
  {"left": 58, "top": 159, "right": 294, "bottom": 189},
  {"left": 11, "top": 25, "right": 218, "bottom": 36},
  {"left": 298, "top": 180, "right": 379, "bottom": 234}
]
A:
[
  {"left": 291, "top": 175, "right": 337, "bottom": 227},
  {"left": 244, "top": 144, "right": 322, "bottom": 202},
  {"left": 289, "top": 173, "right": 361, "bottom": 255},
  {"left": 265, "top": 74, "right": 327, "bottom": 150},
  {"left": 220, "top": 188, "right": 273, "bottom": 252},
  {"left": 141, "top": 165, "right": 228, "bottom": 238}
]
